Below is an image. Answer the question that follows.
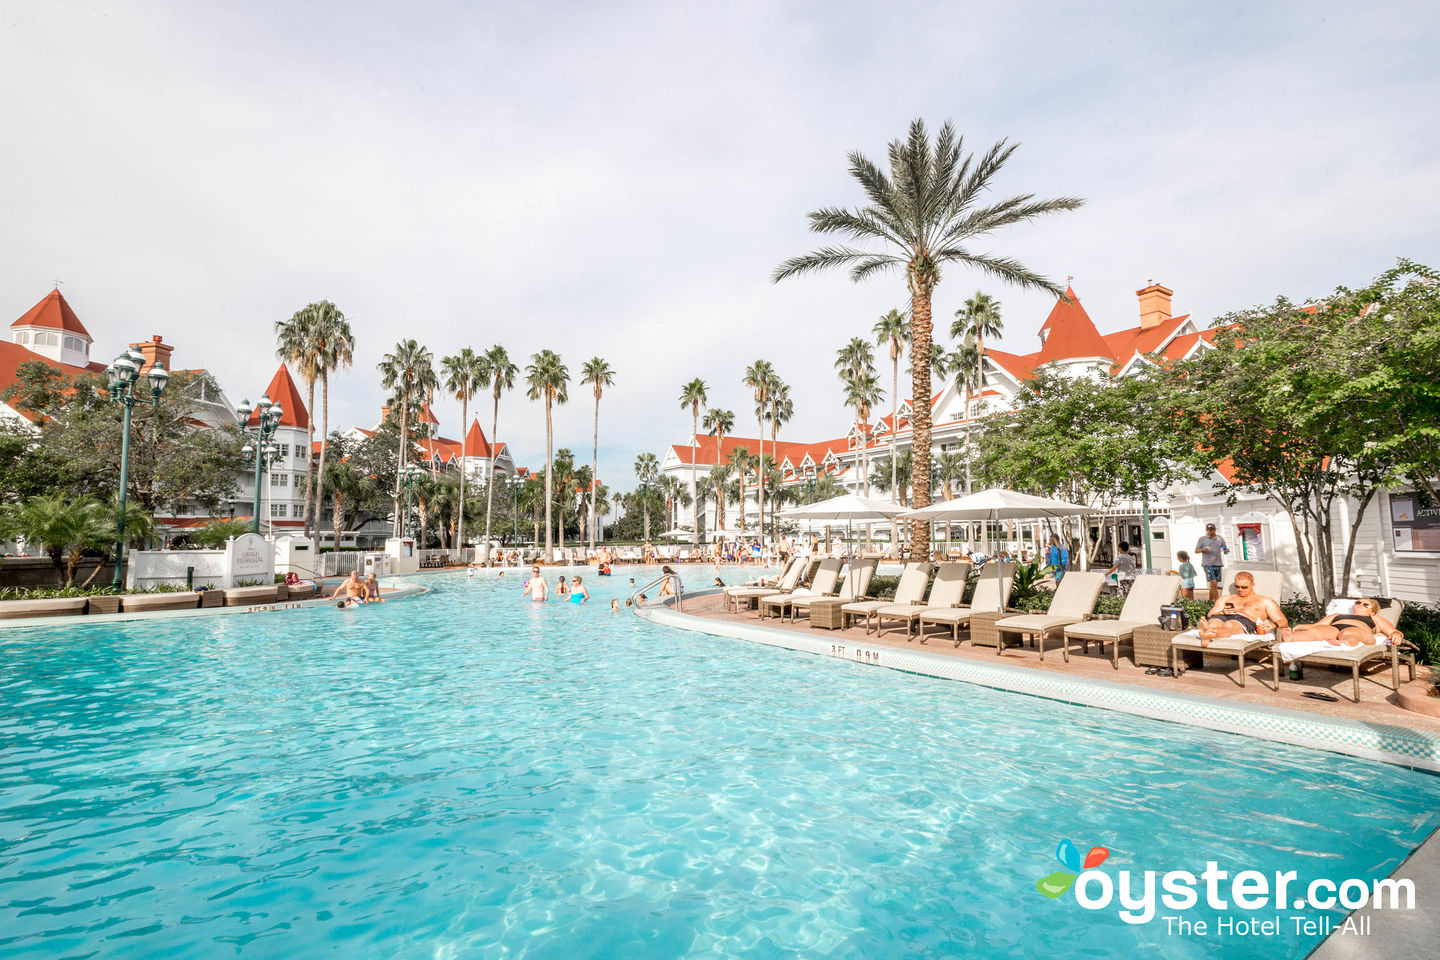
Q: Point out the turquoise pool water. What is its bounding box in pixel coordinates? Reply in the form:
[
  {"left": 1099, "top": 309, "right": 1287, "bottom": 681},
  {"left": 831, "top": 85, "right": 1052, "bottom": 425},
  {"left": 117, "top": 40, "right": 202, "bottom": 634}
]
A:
[{"left": 3, "top": 567, "right": 1438, "bottom": 958}]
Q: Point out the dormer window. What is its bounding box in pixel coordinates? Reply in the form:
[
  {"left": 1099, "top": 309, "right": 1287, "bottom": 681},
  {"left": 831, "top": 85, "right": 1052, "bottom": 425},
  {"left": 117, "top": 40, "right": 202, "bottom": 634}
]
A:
[{"left": 14, "top": 332, "right": 27, "bottom": 344}]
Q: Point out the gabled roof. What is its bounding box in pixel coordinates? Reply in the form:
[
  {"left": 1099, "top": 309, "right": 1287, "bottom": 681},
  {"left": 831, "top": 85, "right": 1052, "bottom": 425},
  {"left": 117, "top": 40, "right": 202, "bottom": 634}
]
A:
[
  {"left": 1100, "top": 313, "right": 1191, "bottom": 364},
  {"left": 985, "top": 349, "right": 1038, "bottom": 382},
  {"left": 11, "top": 289, "right": 91, "bottom": 338},
  {"left": 461, "top": 418, "right": 506, "bottom": 459},
  {"left": 249, "top": 364, "right": 311, "bottom": 429},
  {"left": 669, "top": 434, "right": 849, "bottom": 469}
]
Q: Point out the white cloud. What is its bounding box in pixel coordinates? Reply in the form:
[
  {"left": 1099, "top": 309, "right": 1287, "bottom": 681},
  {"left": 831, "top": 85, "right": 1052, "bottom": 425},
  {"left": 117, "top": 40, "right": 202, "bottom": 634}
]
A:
[{"left": 2, "top": 0, "right": 1436, "bottom": 491}]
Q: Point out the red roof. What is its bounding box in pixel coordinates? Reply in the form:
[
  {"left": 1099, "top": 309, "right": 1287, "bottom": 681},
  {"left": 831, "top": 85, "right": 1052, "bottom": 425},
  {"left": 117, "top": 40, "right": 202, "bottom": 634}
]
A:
[
  {"left": 1034, "top": 287, "right": 1114, "bottom": 365},
  {"left": 249, "top": 364, "right": 311, "bottom": 429},
  {"left": 0, "top": 341, "right": 108, "bottom": 421},
  {"left": 461, "top": 418, "right": 506, "bottom": 459},
  {"left": 10, "top": 289, "right": 91, "bottom": 338},
  {"left": 985, "top": 349, "right": 1038, "bottom": 381},
  {"left": 1101, "top": 313, "right": 1191, "bottom": 366},
  {"left": 672, "top": 434, "right": 851, "bottom": 470}
]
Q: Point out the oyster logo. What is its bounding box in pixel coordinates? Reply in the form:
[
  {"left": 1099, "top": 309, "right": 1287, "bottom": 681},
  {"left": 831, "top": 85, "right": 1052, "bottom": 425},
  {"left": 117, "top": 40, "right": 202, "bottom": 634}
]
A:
[{"left": 1037, "top": 839, "right": 1110, "bottom": 899}]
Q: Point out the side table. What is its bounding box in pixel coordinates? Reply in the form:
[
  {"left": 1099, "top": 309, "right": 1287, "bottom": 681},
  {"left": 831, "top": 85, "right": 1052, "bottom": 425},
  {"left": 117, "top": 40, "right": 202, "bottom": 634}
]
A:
[
  {"left": 1134, "top": 624, "right": 1199, "bottom": 670},
  {"left": 809, "top": 598, "right": 849, "bottom": 630},
  {"left": 967, "top": 610, "right": 1013, "bottom": 649}
]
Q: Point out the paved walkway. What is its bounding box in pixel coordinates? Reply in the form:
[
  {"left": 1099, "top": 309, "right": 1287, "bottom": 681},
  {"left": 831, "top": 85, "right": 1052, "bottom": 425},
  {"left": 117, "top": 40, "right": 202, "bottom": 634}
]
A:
[{"left": 682, "top": 593, "right": 1440, "bottom": 733}]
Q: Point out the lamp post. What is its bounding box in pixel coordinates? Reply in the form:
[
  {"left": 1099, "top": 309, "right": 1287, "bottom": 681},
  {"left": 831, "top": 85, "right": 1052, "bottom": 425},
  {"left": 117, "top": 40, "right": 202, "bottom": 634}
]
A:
[
  {"left": 1133, "top": 401, "right": 1153, "bottom": 572},
  {"left": 105, "top": 347, "right": 168, "bottom": 592},
  {"left": 510, "top": 475, "right": 520, "bottom": 545},
  {"left": 402, "top": 463, "right": 423, "bottom": 540},
  {"left": 235, "top": 393, "right": 284, "bottom": 535}
]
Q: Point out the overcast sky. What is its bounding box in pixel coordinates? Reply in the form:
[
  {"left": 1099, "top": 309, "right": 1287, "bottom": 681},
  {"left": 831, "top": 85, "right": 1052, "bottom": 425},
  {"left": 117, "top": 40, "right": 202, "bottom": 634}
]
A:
[{"left": 3, "top": 1, "right": 1437, "bottom": 490}]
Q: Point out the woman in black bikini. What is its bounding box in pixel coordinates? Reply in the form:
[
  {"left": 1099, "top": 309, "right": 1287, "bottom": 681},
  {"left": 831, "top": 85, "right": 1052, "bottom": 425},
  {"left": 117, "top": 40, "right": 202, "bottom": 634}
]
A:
[{"left": 1289, "top": 599, "right": 1403, "bottom": 647}]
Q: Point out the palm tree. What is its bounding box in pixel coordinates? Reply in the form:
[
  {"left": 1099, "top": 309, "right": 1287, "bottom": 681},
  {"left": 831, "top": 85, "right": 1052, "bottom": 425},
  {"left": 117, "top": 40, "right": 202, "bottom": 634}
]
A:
[
  {"left": 611, "top": 491, "right": 623, "bottom": 540},
  {"left": 378, "top": 340, "right": 438, "bottom": 536},
  {"left": 525, "top": 350, "right": 569, "bottom": 558},
  {"left": 742, "top": 361, "right": 776, "bottom": 544},
  {"left": 678, "top": 378, "right": 708, "bottom": 546},
  {"left": 633, "top": 452, "right": 659, "bottom": 541},
  {"left": 3, "top": 494, "right": 115, "bottom": 587},
  {"left": 727, "top": 446, "right": 752, "bottom": 536},
  {"left": 834, "top": 338, "right": 878, "bottom": 496},
  {"left": 872, "top": 308, "right": 909, "bottom": 515},
  {"left": 481, "top": 345, "right": 519, "bottom": 551},
  {"left": 276, "top": 302, "right": 352, "bottom": 539},
  {"left": 774, "top": 119, "right": 1081, "bottom": 559},
  {"left": 553, "top": 449, "right": 576, "bottom": 550},
  {"left": 765, "top": 381, "right": 792, "bottom": 541},
  {"left": 708, "top": 464, "right": 733, "bottom": 535},
  {"left": 323, "top": 457, "right": 372, "bottom": 551},
  {"left": 702, "top": 407, "right": 734, "bottom": 535},
  {"left": 952, "top": 291, "right": 1003, "bottom": 367},
  {"left": 441, "top": 347, "right": 488, "bottom": 555},
  {"left": 842, "top": 371, "right": 884, "bottom": 504},
  {"left": 580, "top": 357, "right": 616, "bottom": 555}
]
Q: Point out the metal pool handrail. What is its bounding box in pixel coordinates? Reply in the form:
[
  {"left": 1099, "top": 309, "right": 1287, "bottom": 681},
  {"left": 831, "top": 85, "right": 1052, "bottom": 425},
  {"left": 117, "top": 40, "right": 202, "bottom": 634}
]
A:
[{"left": 630, "top": 573, "right": 683, "bottom": 612}]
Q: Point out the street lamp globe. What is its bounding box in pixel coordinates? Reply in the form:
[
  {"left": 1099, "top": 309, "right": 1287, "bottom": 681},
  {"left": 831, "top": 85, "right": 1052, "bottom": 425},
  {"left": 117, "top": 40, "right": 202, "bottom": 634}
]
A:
[
  {"left": 147, "top": 361, "right": 169, "bottom": 398},
  {"left": 236, "top": 399, "right": 252, "bottom": 425}
]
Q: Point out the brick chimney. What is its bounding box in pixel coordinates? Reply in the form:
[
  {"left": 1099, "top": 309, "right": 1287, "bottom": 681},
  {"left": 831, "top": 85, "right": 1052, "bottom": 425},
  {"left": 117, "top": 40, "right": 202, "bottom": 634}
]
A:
[
  {"left": 131, "top": 335, "right": 174, "bottom": 374},
  {"left": 1136, "top": 283, "right": 1173, "bottom": 330}
]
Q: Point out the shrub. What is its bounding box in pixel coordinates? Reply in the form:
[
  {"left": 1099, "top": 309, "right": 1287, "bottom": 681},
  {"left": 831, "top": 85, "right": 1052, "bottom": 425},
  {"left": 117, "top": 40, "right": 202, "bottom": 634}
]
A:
[
  {"left": 1398, "top": 603, "right": 1440, "bottom": 665},
  {"left": 868, "top": 575, "right": 898, "bottom": 600}
]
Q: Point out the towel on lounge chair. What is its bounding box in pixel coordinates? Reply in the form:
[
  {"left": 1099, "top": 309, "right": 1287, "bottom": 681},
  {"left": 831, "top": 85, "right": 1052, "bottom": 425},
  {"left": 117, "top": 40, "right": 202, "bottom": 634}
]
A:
[
  {"left": 1175, "top": 628, "right": 1275, "bottom": 644},
  {"left": 1275, "top": 636, "right": 1391, "bottom": 662}
]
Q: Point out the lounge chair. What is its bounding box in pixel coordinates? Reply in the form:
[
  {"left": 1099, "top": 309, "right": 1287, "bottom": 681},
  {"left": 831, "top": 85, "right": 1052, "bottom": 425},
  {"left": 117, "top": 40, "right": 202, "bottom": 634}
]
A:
[
  {"left": 842, "top": 562, "right": 933, "bottom": 633},
  {"left": 759, "top": 559, "right": 843, "bottom": 619},
  {"left": 987, "top": 572, "right": 1106, "bottom": 660},
  {"left": 915, "top": 561, "right": 1016, "bottom": 646},
  {"left": 725, "top": 558, "right": 821, "bottom": 613},
  {"left": 873, "top": 561, "right": 971, "bottom": 639},
  {"left": 1282, "top": 599, "right": 1413, "bottom": 702},
  {"left": 1166, "top": 571, "right": 1289, "bottom": 687},
  {"left": 788, "top": 559, "right": 879, "bottom": 622},
  {"left": 1063, "top": 574, "right": 1181, "bottom": 668}
]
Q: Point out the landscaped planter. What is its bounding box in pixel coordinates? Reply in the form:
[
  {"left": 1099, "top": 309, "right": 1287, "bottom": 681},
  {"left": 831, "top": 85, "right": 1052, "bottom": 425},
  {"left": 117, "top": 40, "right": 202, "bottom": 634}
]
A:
[
  {"left": 275, "top": 583, "right": 289, "bottom": 601},
  {"left": 86, "top": 595, "right": 122, "bottom": 615},
  {"left": 0, "top": 597, "right": 90, "bottom": 619},
  {"left": 198, "top": 590, "right": 225, "bottom": 608},
  {"left": 224, "top": 585, "right": 279, "bottom": 605},
  {"left": 120, "top": 592, "right": 201, "bottom": 612}
]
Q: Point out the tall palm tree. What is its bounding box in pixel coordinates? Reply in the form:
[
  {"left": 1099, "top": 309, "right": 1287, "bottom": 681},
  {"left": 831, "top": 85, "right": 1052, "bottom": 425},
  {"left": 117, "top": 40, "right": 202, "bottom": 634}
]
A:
[
  {"left": 633, "top": 452, "right": 659, "bottom": 541},
  {"left": 441, "top": 347, "right": 488, "bottom": 555},
  {"left": 834, "top": 337, "right": 877, "bottom": 496},
  {"left": 525, "top": 349, "right": 569, "bottom": 558},
  {"left": 765, "top": 381, "right": 792, "bottom": 541},
  {"left": 702, "top": 407, "right": 734, "bottom": 535},
  {"left": 378, "top": 339, "right": 437, "bottom": 536},
  {"left": 678, "top": 378, "right": 708, "bottom": 545},
  {"left": 842, "top": 370, "right": 884, "bottom": 502},
  {"left": 742, "top": 361, "right": 776, "bottom": 544},
  {"left": 276, "top": 302, "right": 352, "bottom": 539},
  {"left": 482, "top": 345, "right": 519, "bottom": 550},
  {"left": 708, "top": 464, "right": 732, "bottom": 535},
  {"left": 952, "top": 291, "right": 1003, "bottom": 367},
  {"left": 872, "top": 308, "right": 909, "bottom": 515},
  {"left": 727, "top": 446, "right": 752, "bottom": 536},
  {"left": 553, "top": 448, "right": 576, "bottom": 550},
  {"left": 774, "top": 119, "right": 1081, "bottom": 559},
  {"left": 580, "top": 357, "right": 616, "bottom": 555},
  {"left": 611, "top": 491, "right": 623, "bottom": 539}
]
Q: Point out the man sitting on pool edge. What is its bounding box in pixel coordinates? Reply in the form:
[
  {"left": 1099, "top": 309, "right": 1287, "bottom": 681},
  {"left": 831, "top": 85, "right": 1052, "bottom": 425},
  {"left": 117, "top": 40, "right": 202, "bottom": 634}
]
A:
[{"left": 1196, "top": 571, "right": 1292, "bottom": 646}]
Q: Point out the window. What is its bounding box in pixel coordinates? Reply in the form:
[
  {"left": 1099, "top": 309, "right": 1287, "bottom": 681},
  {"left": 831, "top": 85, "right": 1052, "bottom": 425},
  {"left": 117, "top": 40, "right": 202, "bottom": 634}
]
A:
[
  {"left": 14, "top": 332, "right": 27, "bottom": 344},
  {"left": 64, "top": 336, "right": 84, "bottom": 352},
  {"left": 34, "top": 332, "right": 58, "bottom": 347},
  {"left": 270, "top": 473, "right": 288, "bottom": 487},
  {"left": 1390, "top": 491, "right": 1440, "bottom": 552},
  {"left": 279, "top": 444, "right": 290, "bottom": 458},
  {"left": 270, "top": 503, "right": 288, "bottom": 518}
]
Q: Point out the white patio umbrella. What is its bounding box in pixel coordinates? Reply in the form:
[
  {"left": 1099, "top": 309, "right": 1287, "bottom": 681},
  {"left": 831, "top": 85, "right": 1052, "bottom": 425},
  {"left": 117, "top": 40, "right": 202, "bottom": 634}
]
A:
[
  {"left": 899, "top": 488, "right": 1089, "bottom": 565},
  {"left": 658, "top": 528, "right": 693, "bottom": 539},
  {"left": 777, "top": 494, "right": 905, "bottom": 556}
]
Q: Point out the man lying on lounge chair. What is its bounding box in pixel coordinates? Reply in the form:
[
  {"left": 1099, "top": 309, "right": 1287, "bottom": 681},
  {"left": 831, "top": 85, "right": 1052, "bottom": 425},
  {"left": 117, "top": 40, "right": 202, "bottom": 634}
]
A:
[{"left": 1196, "top": 571, "right": 1290, "bottom": 646}]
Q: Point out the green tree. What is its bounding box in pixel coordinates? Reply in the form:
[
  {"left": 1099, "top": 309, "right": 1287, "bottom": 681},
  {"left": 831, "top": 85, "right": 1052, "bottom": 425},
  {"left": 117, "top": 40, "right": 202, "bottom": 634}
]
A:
[
  {"left": 3, "top": 494, "right": 115, "bottom": 586},
  {"left": 727, "top": 446, "right": 752, "bottom": 536},
  {"left": 703, "top": 407, "right": 735, "bottom": 534},
  {"left": 580, "top": 357, "right": 616, "bottom": 554},
  {"left": 276, "top": 300, "right": 353, "bottom": 539},
  {"left": 378, "top": 340, "right": 437, "bottom": 536},
  {"left": 873, "top": 308, "right": 910, "bottom": 513},
  {"left": 633, "top": 451, "right": 659, "bottom": 541},
  {"left": 191, "top": 518, "right": 253, "bottom": 549},
  {"left": 743, "top": 360, "right": 777, "bottom": 542},
  {"left": 525, "top": 350, "right": 569, "bottom": 557},
  {"left": 775, "top": 120, "right": 1081, "bottom": 559}
]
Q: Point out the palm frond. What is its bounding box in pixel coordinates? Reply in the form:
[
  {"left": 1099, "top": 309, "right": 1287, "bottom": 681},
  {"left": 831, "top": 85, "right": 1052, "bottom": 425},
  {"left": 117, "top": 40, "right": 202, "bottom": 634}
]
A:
[
  {"left": 937, "top": 249, "right": 1065, "bottom": 297},
  {"left": 807, "top": 208, "right": 905, "bottom": 247},
  {"left": 849, "top": 255, "right": 903, "bottom": 283},
  {"left": 770, "top": 246, "right": 875, "bottom": 283}
]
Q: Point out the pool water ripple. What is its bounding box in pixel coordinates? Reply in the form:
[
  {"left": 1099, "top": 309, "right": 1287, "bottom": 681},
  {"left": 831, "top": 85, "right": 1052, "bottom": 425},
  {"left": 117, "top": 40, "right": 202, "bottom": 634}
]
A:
[{"left": 3, "top": 567, "right": 1440, "bottom": 958}]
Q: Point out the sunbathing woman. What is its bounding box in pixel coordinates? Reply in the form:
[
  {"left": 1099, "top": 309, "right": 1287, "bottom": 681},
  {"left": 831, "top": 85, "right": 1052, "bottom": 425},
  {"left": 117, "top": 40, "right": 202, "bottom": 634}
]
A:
[{"left": 1289, "top": 599, "right": 1403, "bottom": 647}]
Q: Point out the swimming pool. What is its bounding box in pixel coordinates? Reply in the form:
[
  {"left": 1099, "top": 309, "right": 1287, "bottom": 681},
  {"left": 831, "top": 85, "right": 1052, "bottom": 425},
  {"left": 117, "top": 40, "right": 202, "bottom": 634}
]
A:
[{"left": 3, "top": 567, "right": 1438, "bottom": 958}]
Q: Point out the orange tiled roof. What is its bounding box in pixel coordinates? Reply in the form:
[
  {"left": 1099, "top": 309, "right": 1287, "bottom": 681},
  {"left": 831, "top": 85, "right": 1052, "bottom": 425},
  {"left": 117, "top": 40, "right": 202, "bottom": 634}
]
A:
[
  {"left": 1034, "top": 287, "right": 1114, "bottom": 365},
  {"left": 0, "top": 341, "right": 108, "bottom": 421},
  {"left": 10, "top": 289, "right": 91, "bottom": 338},
  {"left": 248, "top": 364, "right": 311, "bottom": 430}
]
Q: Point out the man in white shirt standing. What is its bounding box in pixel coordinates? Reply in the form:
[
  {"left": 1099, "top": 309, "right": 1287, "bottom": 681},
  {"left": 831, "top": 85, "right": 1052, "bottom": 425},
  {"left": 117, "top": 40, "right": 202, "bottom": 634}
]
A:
[{"left": 1195, "top": 523, "right": 1230, "bottom": 602}]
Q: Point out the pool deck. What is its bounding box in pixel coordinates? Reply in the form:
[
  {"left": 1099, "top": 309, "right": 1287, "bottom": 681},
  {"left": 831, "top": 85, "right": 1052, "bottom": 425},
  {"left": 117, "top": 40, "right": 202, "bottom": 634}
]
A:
[{"left": 644, "top": 590, "right": 1440, "bottom": 774}]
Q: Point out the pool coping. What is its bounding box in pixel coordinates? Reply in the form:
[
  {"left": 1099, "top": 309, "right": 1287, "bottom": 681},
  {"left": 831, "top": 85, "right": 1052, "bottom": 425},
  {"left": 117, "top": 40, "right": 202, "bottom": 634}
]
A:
[
  {"left": 0, "top": 580, "right": 429, "bottom": 631},
  {"left": 639, "top": 589, "right": 1440, "bottom": 774}
]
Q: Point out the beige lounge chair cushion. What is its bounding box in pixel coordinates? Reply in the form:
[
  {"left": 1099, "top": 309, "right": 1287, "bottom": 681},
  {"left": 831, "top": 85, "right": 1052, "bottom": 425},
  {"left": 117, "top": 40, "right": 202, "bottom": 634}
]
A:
[
  {"left": 873, "top": 602, "right": 928, "bottom": 619},
  {"left": 1295, "top": 642, "right": 1390, "bottom": 665},
  {"left": 993, "top": 613, "right": 1084, "bottom": 633},
  {"left": 1170, "top": 634, "right": 1270, "bottom": 655},
  {"left": 841, "top": 599, "right": 892, "bottom": 616},
  {"left": 1065, "top": 619, "right": 1149, "bottom": 641}
]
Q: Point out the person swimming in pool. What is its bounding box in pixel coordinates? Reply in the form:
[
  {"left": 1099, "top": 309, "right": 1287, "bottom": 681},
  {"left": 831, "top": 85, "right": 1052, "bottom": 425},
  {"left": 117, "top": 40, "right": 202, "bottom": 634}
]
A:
[
  {"left": 555, "top": 575, "right": 569, "bottom": 597},
  {"left": 522, "top": 566, "right": 548, "bottom": 602},
  {"left": 570, "top": 576, "right": 588, "bottom": 604}
]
